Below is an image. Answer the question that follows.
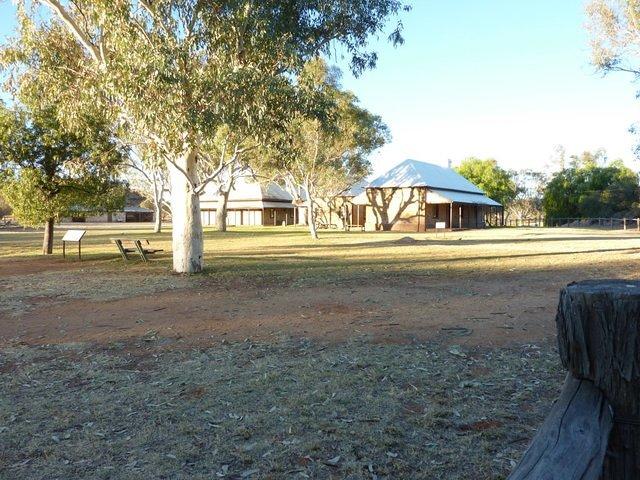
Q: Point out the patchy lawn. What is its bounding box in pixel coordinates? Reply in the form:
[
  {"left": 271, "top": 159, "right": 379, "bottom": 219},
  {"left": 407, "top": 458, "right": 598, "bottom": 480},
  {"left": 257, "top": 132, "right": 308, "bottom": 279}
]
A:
[
  {"left": 0, "top": 226, "right": 636, "bottom": 478},
  {"left": 1, "top": 339, "right": 563, "bottom": 480}
]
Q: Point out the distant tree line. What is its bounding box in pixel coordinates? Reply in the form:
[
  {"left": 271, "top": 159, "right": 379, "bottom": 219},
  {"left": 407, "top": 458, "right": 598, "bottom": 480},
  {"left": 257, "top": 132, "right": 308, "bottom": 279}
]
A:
[{"left": 455, "top": 151, "right": 640, "bottom": 221}]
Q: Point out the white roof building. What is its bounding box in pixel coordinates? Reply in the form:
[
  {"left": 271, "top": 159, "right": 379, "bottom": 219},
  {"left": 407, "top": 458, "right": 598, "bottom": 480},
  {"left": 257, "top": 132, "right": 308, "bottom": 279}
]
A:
[
  {"left": 200, "top": 176, "right": 295, "bottom": 210},
  {"left": 353, "top": 159, "right": 501, "bottom": 207}
]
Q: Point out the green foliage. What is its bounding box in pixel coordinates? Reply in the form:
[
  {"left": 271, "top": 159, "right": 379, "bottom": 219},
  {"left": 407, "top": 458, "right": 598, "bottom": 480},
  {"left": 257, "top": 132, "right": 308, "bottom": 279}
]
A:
[
  {"left": 0, "top": 104, "right": 126, "bottom": 227},
  {"left": 586, "top": 0, "right": 640, "bottom": 75},
  {"left": 506, "top": 170, "right": 548, "bottom": 219},
  {"left": 2, "top": 0, "right": 407, "bottom": 170},
  {"left": 0, "top": 193, "right": 11, "bottom": 217},
  {"left": 542, "top": 152, "right": 639, "bottom": 218},
  {"left": 455, "top": 158, "right": 517, "bottom": 206},
  {"left": 262, "top": 58, "right": 389, "bottom": 199}
]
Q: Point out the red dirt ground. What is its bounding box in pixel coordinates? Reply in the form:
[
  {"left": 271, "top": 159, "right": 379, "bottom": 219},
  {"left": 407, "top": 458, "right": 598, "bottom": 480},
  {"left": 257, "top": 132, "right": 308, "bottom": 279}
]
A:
[{"left": 0, "top": 256, "right": 566, "bottom": 348}]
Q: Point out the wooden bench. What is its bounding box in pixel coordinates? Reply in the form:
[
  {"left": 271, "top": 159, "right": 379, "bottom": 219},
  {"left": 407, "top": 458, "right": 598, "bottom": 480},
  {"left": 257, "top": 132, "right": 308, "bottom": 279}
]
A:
[
  {"left": 111, "top": 238, "right": 163, "bottom": 262},
  {"left": 317, "top": 223, "right": 338, "bottom": 230}
]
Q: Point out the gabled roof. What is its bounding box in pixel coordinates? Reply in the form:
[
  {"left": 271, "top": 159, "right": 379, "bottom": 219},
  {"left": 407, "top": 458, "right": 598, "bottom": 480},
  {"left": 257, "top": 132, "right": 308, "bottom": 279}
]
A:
[
  {"left": 230, "top": 178, "right": 293, "bottom": 202},
  {"left": 341, "top": 179, "right": 368, "bottom": 197},
  {"left": 368, "top": 159, "right": 484, "bottom": 194},
  {"left": 201, "top": 176, "right": 293, "bottom": 203}
]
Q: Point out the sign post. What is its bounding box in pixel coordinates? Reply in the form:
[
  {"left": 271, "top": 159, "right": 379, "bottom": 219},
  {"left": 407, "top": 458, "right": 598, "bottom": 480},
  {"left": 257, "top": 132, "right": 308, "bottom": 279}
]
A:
[
  {"left": 62, "top": 229, "right": 86, "bottom": 260},
  {"left": 435, "top": 221, "right": 446, "bottom": 238}
]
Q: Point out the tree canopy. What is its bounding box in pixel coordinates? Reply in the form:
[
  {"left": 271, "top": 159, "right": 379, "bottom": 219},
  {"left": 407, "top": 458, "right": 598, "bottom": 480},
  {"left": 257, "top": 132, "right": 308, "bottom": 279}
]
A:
[
  {"left": 260, "top": 58, "right": 389, "bottom": 239},
  {"left": 587, "top": 0, "right": 640, "bottom": 76},
  {"left": 542, "top": 152, "right": 639, "bottom": 219},
  {"left": 455, "top": 157, "right": 517, "bottom": 206},
  {"left": 0, "top": 103, "right": 126, "bottom": 253},
  {"left": 2, "top": 0, "right": 408, "bottom": 272},
  {"left": 506, "top": 169, "right": 547, "bottom": 220}
]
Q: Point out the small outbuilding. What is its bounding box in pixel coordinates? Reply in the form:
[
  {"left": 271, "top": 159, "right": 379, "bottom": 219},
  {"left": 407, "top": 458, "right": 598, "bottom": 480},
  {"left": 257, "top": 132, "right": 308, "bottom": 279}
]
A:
[
  {"left": 200, "top": 177, "right": 297, "bottom": 227},
  {"left": 66, "top": 191, "right": 154, "bottom": 223},
  {"left": 352, "top": 159, "right": 503, "bottom": 231}
]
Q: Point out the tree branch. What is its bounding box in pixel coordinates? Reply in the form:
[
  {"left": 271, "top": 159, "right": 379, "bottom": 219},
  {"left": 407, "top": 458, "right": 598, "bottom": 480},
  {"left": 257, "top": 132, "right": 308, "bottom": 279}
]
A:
[{"left": 38, "top": 0, "right": 103, "bottom": 65}]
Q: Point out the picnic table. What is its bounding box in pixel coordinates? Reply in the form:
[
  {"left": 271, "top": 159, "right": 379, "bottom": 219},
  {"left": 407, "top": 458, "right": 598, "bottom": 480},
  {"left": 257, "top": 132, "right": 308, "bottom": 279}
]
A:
[{"left": 111, "top": 238, "right": 163, "bottom": 262}]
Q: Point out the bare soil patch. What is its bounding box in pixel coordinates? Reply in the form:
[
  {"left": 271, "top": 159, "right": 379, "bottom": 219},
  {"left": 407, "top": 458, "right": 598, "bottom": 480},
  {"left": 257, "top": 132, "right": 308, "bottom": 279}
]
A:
[
  {"left": 0, "top": 256, "right": 81, "bottom": 277},
  {"left": 1, "top": 271, "right": 564, "bottom": 347}
]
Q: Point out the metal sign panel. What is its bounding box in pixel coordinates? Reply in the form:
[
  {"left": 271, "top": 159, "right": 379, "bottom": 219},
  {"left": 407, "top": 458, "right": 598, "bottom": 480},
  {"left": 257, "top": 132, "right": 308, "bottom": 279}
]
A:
[
  {"left": 435, "top": 221, "right": 446, "bottom": 229},
  {"left": 62, "top": 229, "right": 86, "bottom": 242}
]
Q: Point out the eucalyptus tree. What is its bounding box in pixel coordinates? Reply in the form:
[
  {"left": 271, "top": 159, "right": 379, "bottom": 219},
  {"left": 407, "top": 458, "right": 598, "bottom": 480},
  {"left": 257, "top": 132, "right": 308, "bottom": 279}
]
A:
[
  {"left": 266, "top": 59, "right": 389, "bottom": 239},
  {"left": 587, "top": 0, "right": 640, "bottom": 75},
  {"left": 126, "top": 148, "right": 170, "bottom": 234},
  {"left": 587, "top": 1, "right": 640, "bottom": 155},
  {"left": 3, "top": 0, "right": 408, "bottom": 272},
  {"left": 0, "top": 104, "right": 126, "bottom": 254}
]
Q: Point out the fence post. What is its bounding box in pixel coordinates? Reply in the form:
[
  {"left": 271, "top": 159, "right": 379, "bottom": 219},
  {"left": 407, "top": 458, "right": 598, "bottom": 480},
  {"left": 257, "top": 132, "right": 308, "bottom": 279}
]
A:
[
  {"left": 508, "top": 280, "right": 640, "bottom": 479},
  {"left": 624, "top": 218, "right": 627, "bottom": 230}
]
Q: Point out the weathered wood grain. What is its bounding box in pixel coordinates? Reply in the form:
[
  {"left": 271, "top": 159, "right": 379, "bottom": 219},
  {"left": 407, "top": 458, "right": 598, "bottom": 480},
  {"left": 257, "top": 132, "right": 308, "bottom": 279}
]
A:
[
  {"left": 510, "top": 280, "right": 640, "bottom": 479},
  {"left": 508, "top": 374, "right": 612, "bottom": 480}
]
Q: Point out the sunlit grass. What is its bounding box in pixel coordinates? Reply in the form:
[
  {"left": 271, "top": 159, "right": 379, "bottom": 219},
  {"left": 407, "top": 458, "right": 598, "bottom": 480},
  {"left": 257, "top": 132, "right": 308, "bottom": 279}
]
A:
[{"left": 2, "top": 225, "right": 639, "bottom": 285}]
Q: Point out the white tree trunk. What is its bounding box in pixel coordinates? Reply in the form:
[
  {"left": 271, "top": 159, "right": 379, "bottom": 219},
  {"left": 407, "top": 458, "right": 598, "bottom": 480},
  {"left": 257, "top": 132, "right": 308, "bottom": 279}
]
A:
[
  {"left": 215, "top": 189, "right": 230, "bottom": 232},
  {"left": 153, "top": 201, "right": 162, "bottom": 233},
  {"left": 152, "top": 172, "right": 164, "bottom": 234},
  {"left": 168, "top": 150, "right": 203, "bottom": 273},
  {"left": 305, "top": 183, "right": 318, "bottom": 240}
]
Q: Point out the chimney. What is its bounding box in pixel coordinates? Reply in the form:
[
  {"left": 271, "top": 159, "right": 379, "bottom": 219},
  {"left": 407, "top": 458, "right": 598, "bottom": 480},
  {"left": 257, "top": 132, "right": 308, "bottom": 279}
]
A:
[{"left": 447, "top": 159, "right": 452, "bottom": 169}]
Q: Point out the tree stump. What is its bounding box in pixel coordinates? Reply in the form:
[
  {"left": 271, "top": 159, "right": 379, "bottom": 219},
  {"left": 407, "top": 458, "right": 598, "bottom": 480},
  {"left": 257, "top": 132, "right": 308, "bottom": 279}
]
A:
[{"left": 509, "top": 280, "right": 640, "bottom": 480}]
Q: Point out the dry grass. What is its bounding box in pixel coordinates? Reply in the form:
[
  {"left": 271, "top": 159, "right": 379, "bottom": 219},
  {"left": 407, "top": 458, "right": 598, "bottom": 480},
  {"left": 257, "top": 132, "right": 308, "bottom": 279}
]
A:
[
  {"left": 1, "top": 226, "right": 636, "bottom": 478},
  {"left": 1, "top": 339, "right": 563, "bottom": 480},
  {"left": 2, "top": 225, "right": 640, "bottom": 290}
]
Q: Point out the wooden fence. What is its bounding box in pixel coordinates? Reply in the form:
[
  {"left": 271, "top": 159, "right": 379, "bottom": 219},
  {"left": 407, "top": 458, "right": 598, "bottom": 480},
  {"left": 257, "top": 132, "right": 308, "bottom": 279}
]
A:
[{"left": 507, "top": 217, "right": 640, "bottom": 230}]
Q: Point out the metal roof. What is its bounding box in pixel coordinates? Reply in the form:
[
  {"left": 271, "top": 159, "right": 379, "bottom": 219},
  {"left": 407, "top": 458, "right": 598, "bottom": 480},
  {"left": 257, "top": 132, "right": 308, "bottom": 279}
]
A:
[
  {"left": 124, "top": 206, "right": 154, "bottom": 213},
  {"left": 351, "top": 186, "right": 502, "bottom": 207},
  {"left": 341, "top": 179, "right": 368, "bottom": 197},
  {"left": 201, "top": 176, "right": 294, "bottom": 203},
  {"left": 426, "top": 189, "right": 501, "bottom": 206},
  {"left": 368, "top": 159, "right": 485, "bottom": 194}
]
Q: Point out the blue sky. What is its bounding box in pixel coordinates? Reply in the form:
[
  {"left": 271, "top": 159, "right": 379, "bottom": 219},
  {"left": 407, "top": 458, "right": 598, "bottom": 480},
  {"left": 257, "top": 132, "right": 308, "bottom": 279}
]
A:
[
  {"left": 1, "top": 0, "right": 638, "bottom": 176},
  {"left": 335, "top": 0, "right": 640, "bottom": 175}
]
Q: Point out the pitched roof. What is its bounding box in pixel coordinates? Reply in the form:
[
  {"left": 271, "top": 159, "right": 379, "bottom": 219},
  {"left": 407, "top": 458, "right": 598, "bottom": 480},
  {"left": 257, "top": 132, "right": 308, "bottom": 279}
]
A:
[
  {"left": 368, "top": 159, "right": 484, "bottom": 194},
  {"left": 201, "top": 176, "right": 293, "bottom": 203},
  {"left": 341, "top": 179, "right": 368, "bottom": 197},
  {"left": 426, "top": 188, "right": 501, "bottom": 207}
]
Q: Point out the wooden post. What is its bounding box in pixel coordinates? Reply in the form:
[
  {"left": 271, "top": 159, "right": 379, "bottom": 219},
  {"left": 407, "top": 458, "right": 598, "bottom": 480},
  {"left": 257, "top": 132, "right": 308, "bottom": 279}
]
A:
[
  {"left": 509, "top": 280, "right": 640, "bottom": 479},
  {"left": 458, "top": 205, "right": 462, "bottom": 229},
  {"left": 637, "top": 218, "right": 640, "bottom": 231},
  {"left": 624, "top": 218, "right": 627, "bottom": 230},
  {"left": 449, "top": 202, "right": 453, "bottom": 231}
]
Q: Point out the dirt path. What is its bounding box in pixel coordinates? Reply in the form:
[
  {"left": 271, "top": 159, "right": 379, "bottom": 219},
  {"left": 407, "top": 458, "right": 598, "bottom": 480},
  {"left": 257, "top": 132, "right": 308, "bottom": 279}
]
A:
[{"left": 1, "top": 271, "right": 564, "bottom": 347}]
